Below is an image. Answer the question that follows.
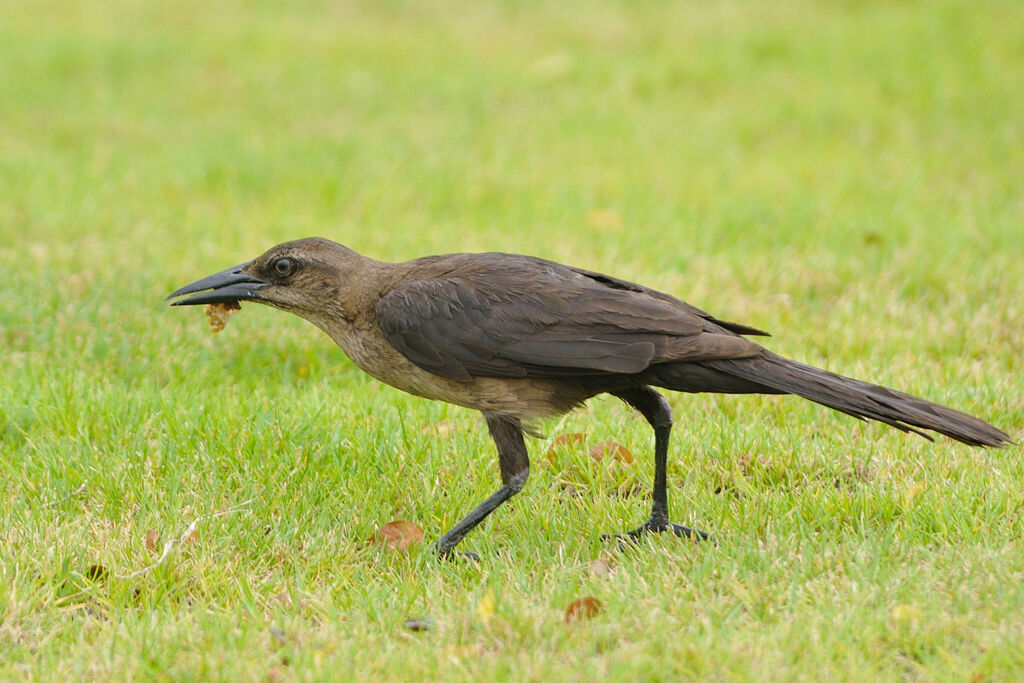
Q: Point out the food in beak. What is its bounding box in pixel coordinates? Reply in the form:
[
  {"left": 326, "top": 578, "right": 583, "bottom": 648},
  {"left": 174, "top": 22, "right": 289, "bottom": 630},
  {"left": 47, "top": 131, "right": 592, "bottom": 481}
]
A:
[{"left": 204, "top": 301, "right": 241, "bottom": 333}]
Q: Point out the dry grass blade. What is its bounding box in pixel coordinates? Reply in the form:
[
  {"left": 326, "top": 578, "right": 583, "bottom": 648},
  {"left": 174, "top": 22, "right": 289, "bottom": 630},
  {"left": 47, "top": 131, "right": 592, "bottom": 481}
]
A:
[{"left": 117, "top": 499, "right": 255, "bottom": 579}]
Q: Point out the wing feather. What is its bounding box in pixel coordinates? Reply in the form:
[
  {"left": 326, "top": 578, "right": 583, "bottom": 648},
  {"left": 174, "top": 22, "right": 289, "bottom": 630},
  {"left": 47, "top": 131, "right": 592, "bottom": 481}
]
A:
[{"left": 376, "top": 255, "right": 763, "bottom": 381}]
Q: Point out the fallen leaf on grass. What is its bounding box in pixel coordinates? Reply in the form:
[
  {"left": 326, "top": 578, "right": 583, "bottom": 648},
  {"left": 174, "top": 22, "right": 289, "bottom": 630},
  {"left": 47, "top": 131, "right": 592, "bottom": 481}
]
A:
[
  {"left": 404, "top": 616, "right": 435, "bottom": 632},
  {"left": 84, "top": 564, "right": 109, "bottom": 582},
  {"left": 588, "top": 441, "right": 633, "bottom": 463},
  {"left": 545, "top": 432, "right": 584, "bottom": 463},
  {"left": 144, "top": 529, "right": 160, "bottom": 555},
  {"left": 588, "top": 557, "right": 616, "bottom": 578},
  {"left": 564, "top": 597, "right": 603, "bottom": 623},
  {"left": 552, "top": 433, "right": 585, "bottom": 446},
  {"left": 369, "top": 520, "right": 425, "bottom": 551}
]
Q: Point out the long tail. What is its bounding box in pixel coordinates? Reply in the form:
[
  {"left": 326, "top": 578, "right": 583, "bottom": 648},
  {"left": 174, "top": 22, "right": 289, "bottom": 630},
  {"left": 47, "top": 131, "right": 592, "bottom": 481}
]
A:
[{"left": 692, "top": 352, "right": 1012, "bottom": 447}]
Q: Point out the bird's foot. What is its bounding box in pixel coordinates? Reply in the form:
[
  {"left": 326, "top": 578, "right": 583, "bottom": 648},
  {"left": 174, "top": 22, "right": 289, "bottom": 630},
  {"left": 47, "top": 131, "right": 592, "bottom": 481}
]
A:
[
  {"left": 601, "top": 519, "right": 715, "bottom": 545},
  {"left": 435, "top": 544, "right": 481, "bottom": 563}
]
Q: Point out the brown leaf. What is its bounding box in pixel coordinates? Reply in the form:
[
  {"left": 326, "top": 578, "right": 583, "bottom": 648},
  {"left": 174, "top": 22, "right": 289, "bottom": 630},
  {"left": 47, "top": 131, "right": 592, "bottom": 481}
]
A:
[
  {"left": 144, "top": 529, "right": 160, "bottom": 555},
  {"left": 545, "top": 432, "right": 584, "bottom": 463},
  {"left": 84, "top": 564, "right": 108, "bottom": 582},
  {"left": 184, "top": 528, "right": 199, "bottom": 545},
  {"left": 588, "top": 557, "right": 616, "bottom": 578},
  {"left": 552, "top": 433, "right": 585, "bottom": 447},
  {"left": 589, "top": 441, "right": 633, "bottom": 463},
  {"left": 404, "top": 616, "right": 434, "bottom": 632},
  {"left": 564, "top": 596, "right": 603, "bottom": 623},
  {"left": 369, "top": 520, "right": 425, "bottom": 551}
]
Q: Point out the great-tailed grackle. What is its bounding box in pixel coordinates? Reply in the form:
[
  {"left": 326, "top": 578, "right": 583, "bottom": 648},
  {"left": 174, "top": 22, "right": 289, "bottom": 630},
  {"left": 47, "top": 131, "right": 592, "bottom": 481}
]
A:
[{"left": 168, "top": 237, "right": 1011, "bottom": 555}]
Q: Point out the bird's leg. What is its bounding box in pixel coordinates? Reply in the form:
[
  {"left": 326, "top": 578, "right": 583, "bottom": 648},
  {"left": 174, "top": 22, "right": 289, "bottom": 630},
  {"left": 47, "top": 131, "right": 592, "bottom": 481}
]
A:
[
  {"left": 435, "top": 413, "right": 529, "bottom": 558},
  {"left": 605, "top": 387, "right": 713, "bottom": 543}
]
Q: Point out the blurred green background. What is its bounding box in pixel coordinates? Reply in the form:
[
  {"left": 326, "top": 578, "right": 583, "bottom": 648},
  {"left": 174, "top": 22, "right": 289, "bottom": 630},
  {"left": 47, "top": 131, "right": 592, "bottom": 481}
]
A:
[{"left": 2, "top": 0, "right": 1022, "bottom": 679}]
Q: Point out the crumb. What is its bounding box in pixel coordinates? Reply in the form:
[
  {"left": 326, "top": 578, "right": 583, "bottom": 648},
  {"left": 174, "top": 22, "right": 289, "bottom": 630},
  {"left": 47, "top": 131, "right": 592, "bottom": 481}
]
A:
[{"left": 204, "top": 301, "right": 240, "bottom": 333}]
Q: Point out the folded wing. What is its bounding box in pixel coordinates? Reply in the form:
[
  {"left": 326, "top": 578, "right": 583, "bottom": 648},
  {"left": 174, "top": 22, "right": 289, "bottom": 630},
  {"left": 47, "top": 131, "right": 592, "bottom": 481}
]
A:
[{"left": 376, "top": 255, "right": 764, "bottom": 382}]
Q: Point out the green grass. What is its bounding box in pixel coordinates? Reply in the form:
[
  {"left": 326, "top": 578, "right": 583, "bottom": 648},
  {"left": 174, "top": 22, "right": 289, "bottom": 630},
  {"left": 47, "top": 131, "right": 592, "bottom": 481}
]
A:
[{"left": 2, "top": 0, "right": 1023, "bottom": 679}]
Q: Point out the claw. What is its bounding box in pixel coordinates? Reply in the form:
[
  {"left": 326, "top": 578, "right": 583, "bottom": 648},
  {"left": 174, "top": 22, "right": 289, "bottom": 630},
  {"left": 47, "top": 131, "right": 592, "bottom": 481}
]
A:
[
  {"left": 436, "top": 544, "right": 481, "bottom": 562},
  {"left": 601, "top": 520, "right": 716, "bottom": 545}
]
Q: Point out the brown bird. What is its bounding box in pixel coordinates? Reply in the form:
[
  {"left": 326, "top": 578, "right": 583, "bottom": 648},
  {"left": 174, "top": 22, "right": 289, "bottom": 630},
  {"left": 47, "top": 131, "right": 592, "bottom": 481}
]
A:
[{"left": 168, "top": 237, "right": 1011, "bottom": 556}]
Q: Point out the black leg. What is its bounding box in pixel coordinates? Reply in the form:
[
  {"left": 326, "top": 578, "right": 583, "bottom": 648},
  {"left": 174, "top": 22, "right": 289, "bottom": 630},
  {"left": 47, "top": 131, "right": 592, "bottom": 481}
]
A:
[
  {"left": 435, "top": 413, "right": 530, "bottom": 558},
  {"left": 606, "top": 387, "right": 713, "bottom": 544}
]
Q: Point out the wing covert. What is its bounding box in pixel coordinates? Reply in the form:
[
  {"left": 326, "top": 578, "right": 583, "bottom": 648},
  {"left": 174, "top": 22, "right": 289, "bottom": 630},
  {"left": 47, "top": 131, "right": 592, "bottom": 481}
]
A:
[{"left": 376, "top": 258, "right": 761, "bottom": 382}]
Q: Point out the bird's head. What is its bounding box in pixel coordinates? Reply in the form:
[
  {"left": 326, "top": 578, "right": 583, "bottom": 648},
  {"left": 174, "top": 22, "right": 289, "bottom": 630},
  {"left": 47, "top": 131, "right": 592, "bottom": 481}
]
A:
[{"left": 167, "top": 237, "right": 366, "bottom": 323}]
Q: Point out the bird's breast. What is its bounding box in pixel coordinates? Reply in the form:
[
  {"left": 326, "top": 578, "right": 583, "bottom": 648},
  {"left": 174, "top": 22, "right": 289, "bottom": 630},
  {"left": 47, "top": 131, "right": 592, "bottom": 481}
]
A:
[{"left": 316, "top": 318, "right": 588, "bottom": 420}]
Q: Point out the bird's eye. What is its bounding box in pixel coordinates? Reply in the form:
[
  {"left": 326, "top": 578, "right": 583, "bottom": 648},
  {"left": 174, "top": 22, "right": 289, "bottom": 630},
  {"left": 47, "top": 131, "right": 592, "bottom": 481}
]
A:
[{"left": 272, "top": 257, "right": 296, "bottom": 278}]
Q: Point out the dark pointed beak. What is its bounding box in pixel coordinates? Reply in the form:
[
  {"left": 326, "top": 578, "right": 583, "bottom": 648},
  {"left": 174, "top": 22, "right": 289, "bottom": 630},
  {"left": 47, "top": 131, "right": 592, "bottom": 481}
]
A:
[{"left": 166, "top": 262, "right": 269, "bottom": 306}]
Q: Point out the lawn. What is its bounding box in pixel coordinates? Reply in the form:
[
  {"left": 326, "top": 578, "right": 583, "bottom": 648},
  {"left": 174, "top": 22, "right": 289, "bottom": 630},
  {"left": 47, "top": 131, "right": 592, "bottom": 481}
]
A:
[{"left": 2, "top": 0, "right": 1023, "bottom": 679}]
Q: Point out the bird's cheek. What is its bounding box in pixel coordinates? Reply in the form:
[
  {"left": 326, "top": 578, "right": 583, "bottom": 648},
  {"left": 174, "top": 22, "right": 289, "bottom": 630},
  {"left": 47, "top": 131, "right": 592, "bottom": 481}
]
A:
[
  {"left": 251, "top": 284, "right": 287, "bottom": 307},
  {"left": 262, "top": 287, "right": 313, "bottom": 315}
]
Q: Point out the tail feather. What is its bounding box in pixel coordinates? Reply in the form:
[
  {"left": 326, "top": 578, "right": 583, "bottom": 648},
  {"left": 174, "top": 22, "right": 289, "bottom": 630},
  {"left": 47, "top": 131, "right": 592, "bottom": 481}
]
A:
[{"left": 698, "top": 352, "right": 1011, "bottom": 448}]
